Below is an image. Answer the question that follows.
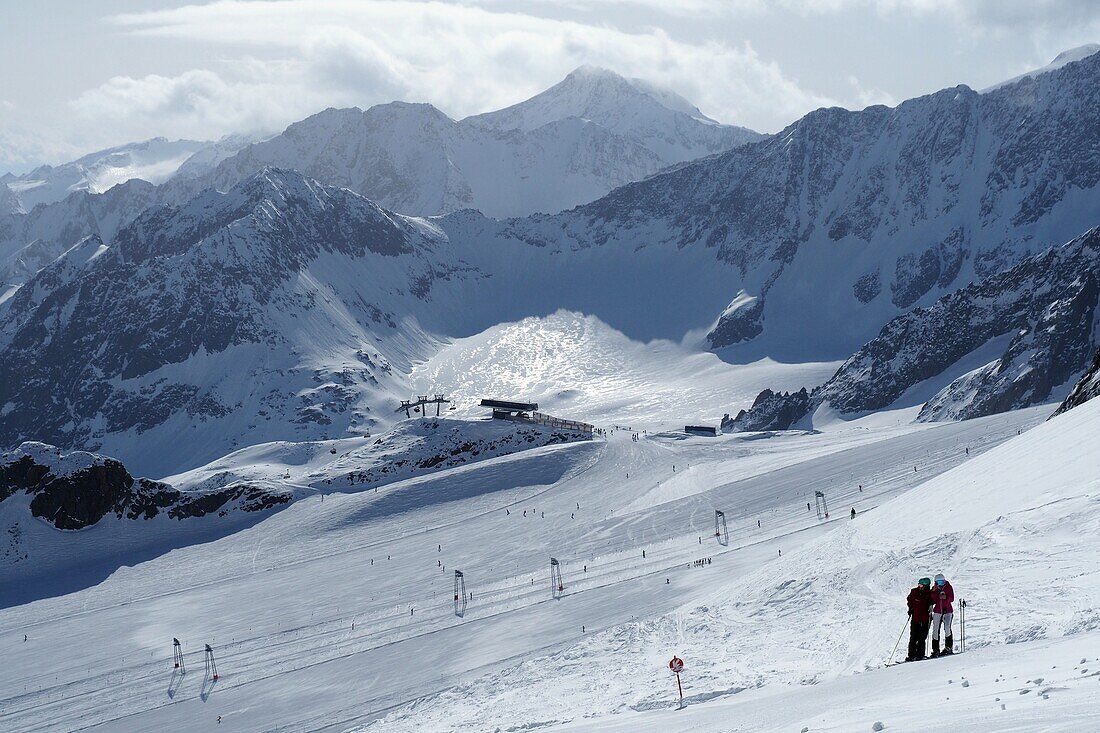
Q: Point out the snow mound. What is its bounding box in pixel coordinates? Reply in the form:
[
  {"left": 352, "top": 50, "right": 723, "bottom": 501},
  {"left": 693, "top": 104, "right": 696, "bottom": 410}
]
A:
[{"left": 168, "top": 417, "right": 592, "bottom": 495}]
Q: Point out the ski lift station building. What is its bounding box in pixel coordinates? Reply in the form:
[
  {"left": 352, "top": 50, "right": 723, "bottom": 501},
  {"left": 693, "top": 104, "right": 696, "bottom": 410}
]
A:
[
  {"left": 480, "top": 399, "right": 539, "bottom": 419},
  {"left": 480, "top": 399, "right": 594, "bottom": 436}
]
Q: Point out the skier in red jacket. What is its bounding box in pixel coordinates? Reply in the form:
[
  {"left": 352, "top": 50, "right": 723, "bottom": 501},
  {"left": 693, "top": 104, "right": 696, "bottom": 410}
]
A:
[
  {"left": 930, "top": 573, "right": 955, "bottom": 657},
  {"left": 905, "top": 577, "right": 932, "bottom": 661}
]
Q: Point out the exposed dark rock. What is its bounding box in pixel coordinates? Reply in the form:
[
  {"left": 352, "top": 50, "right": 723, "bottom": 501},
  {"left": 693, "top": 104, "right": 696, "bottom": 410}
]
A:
[
  {"left": 0, "top": 443, "right": 290, "bottom": 531},
  {"left": 722, "top": 388, "right": 812, "bottom": 432},
  {"left": 853, "top": 269, "right": 881, "bottom": 303},
  {"left": 707, "top": 296, "right": 765, "bottom": 348},
  {"left": 1052, "top": 347, "right": 1100, "bottom": 416},
  {"left": 726, "top": 227, "right": 1100, "bottom": 428}
]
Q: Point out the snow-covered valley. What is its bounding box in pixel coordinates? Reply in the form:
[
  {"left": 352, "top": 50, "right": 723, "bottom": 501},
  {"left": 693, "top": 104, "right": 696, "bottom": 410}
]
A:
[
  {"left": 2, "top": 22, "right": 1100, "bottom": 733},
  {"left": 4, "top": 396, "right": 1075, "bottom": 732}
]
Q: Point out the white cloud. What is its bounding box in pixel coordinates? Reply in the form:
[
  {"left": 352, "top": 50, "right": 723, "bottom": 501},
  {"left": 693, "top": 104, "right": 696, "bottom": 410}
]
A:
[
  {"left": 88, "top": 0, "right": 839, "bottom": 137},
  {"left": 0, "top": 106, "right": 81, "bottom": 174}
]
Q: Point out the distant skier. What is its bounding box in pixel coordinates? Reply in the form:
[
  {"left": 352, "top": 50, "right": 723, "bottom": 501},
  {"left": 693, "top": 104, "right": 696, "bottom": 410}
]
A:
[
  {"left": 807, "top": 502, "right": 811, "bottom": 511},
  {"left": 757, "top": 519, "right": 761, "bottom": 528},
  {"left": 851, "top": 508, "right": 856, "bottom": 520},
  {"left": 905, "top": 577, "right": 932, "bottom": 661},
  {"left": 930, "top": 573, "right": 955, "bottom": 656}
]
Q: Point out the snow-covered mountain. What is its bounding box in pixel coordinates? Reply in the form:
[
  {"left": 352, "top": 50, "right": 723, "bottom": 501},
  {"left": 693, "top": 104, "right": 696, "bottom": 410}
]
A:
[
  {"left": 464, "top": 64, "right": 757, "bottom": 164},
  {"left": 2, "top": 137, "right": 211, "bottom": 213},
  {"left": 0, "top": 136, "right": 261, "bottom": 293},
  {"left": 0, "top": 169, "right": 468, "bottom": 475},
  {"left": 0, "top": 178, "right": 20, "bottom": 216},
  {"left": 169, "top": 133, "right": 267, "bottom": 181},
  {"left": 0, "top": 69, "right": 755, "bottom": 294},
  {"left": 166, "top": 67, "right": 762, "bottom": 218},
  {"left": 528, "top": 45, "right": 1099, "bottom": 360},
  {"left": 724, "top": 227, "right": 1100, "bottom": 431},
  {"left": 3, "top": 49, "right": 1100, "bottom": 476},
  {"left": 0, "top": 178, "right": 160, "bottom": 299},
  {"left": 983, "top": 43, "right": 1100, "bottom": 92}
]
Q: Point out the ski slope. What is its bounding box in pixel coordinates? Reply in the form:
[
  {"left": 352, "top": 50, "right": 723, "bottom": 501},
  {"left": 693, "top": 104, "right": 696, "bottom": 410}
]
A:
[
  {"left": 0, "top": 401, "right": 1054, "bottom": 732},
  {"left": 368, "top": 399, "right": 1100, "bottom": 732}
]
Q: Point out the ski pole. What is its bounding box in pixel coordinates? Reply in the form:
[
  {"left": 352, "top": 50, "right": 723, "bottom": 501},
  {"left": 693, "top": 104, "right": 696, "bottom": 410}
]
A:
[
  {"left": 960, "top": 599, "right": 966, "bottom": 653},
  {"left": 888, "top": 616, "right": 907, "bottom": 664}
]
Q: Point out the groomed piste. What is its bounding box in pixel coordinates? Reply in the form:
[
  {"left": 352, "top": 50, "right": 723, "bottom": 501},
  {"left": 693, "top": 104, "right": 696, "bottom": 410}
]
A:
[{"left": 6, "top": 391, "right": 1093, "bottom": 731}]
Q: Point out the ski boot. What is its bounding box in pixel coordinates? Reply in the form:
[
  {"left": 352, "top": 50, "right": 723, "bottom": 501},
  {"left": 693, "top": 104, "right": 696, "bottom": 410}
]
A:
[
  {"left": 943, "top": 635, "right": 954, "bottom": 655},
  {"left": 930, "top": 638, "right": 940, "bottom": 658}
]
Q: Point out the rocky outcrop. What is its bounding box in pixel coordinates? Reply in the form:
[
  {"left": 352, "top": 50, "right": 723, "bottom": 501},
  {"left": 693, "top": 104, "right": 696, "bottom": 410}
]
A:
[
  {"left": 722, "top": 388, "right": 811, "bottom": 432},
  {"left": 0, "top": 443, "right": 289, "bottom": 531},
  {"left": 1053, "top": 348, "right": 1100, "bottom": 416},
  {"left": 725, "top": 227, "right": 1100, "bottom": 429}
]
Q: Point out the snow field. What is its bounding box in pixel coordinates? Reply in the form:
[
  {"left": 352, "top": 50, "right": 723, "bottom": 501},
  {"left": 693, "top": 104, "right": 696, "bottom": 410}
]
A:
[
  {"left": 0, "top": 403, "right": 1047, "bottom": 732},
  {"left": 365, "top": 400, "right": 1099, "bottom": 731}
]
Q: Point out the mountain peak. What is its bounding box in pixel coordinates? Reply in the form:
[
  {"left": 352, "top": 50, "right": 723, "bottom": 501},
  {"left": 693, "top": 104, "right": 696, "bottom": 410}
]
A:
[
  {"left": 983, "top": 43, "right": 1100, "bottom": 92},
  {"left": 1051, "top": 43, "right": 1100, "bottom": 65},
  {"left": 563, "top": 63, "right": 625, "bottom": 82},
  {"left": 463, "top": 65, "right": 700, "bottom": 133}
]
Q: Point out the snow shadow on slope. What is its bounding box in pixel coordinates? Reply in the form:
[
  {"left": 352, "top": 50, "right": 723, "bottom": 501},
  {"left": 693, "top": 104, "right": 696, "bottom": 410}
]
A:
[
  {"left": 326, "top": 443, "right": 593, "bottom": 529},
  {"left": 2, "top": 507, "right": 280, "bottom": 608}
]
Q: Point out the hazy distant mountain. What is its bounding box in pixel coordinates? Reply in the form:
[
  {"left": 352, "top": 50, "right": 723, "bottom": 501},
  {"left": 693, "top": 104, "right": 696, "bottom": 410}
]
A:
[
  {"left": 464, "top": 64, "right": 758, "bottom": 164},
  {"left": 167, "top": 66, "right": 762, "bottom": 218},
  {"left": 3, "top": 138, "right": 210, "bottom": 212},
  {"left": 0, "top": 68, "right": 759, "bottom": 297},
  {"left": 983, "top": 43, "right": 1100, "bottom": 92}
]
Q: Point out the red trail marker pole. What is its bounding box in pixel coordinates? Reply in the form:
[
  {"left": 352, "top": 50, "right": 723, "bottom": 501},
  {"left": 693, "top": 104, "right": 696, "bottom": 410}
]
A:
[{"left": 668, "top": 656, "right": 685, "bottom": 708}]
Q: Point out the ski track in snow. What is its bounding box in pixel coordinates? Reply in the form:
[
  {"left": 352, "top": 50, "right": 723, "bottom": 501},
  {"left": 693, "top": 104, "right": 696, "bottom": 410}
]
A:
[{"left": 0, "top": 402, "right": 1057, "bottom": 732}]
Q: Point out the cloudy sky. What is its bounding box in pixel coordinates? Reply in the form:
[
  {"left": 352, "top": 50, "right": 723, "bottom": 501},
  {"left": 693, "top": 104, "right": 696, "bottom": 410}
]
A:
[{"left": 1, "top": 0, "right": 1097, "bottom": 173}]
